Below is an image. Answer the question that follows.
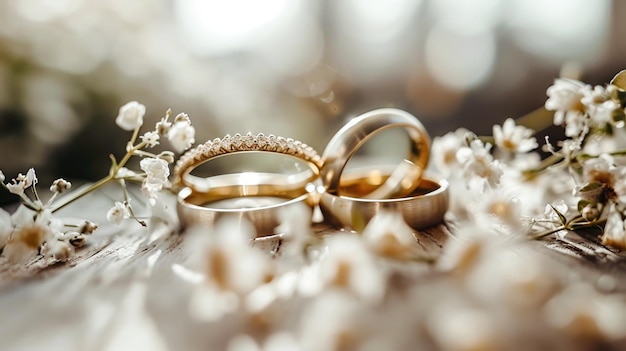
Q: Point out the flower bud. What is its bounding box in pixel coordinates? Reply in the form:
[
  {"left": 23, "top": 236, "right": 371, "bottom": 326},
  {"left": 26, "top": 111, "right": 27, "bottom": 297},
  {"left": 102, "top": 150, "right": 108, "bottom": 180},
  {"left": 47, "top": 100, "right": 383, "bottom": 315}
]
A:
[
  {"left": 79, "top": 220, "right": 98, "bottom": 234},
  {"left": 50, "top": 178, "right": 72, "bottom": 193},
  {"left": 115, "top": 101, "right": 146, "bottom": 131},
  {"left": 582, "top": 205, "right": 600, "bottom": 222},
  {"left": 174, "top": 112, "right": 190, "bottom": 124},
  {"left": 157, "top": 151, "right": 175, "bottom": 164},
  {"left": 69, "top": 234, "right": 86, "bottom": 248}
]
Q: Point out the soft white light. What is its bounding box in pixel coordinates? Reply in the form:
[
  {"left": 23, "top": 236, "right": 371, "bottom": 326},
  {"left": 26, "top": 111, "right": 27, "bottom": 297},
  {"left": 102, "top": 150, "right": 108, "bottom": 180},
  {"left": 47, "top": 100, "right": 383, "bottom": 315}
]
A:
[
  {"left": 174, "top": 0, "right": 287, "bottom": 54},
  {"left": 425, "top": 23, "right": 496, "bottom": 90},
  {"left": 507, "top": 0, "right": 611, "bottom": 62}
]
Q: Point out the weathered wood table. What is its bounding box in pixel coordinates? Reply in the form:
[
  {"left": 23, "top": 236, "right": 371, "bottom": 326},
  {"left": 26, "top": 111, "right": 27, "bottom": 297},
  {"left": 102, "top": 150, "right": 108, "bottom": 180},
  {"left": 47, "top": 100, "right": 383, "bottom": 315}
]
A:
[{"left": 1, "top": 188, "right": 626, "bottom": 351}]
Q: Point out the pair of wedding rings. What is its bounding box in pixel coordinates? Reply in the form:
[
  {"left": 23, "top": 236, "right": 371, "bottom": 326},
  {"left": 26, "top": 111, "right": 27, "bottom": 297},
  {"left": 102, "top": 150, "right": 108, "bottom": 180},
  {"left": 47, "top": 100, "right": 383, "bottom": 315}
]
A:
[{"left": 173, "top": 108, "right": 449, "bottom": 237}]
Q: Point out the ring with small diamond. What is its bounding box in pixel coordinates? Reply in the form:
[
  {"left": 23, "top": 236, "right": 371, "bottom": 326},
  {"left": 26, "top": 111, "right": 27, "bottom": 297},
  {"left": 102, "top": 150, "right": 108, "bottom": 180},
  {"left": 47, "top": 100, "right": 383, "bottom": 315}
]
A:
[{"left": 173, "top": 132, "right": 322, "bottom": 237}]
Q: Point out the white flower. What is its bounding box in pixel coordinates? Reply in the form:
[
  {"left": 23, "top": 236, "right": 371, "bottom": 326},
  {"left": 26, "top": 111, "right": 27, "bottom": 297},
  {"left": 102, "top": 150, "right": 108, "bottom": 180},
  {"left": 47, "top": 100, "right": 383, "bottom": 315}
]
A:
[
  {"left": 361, "top": 211, "right": 420, "bottom": 260},
  {"left": 107, "top": 201, "right": 129, "bottom": 225},
  {"left": 191, "top": 217, "right": 273, "bottom": 295},
  {"left": 275, "top": 202, "right": 312, "bottom": 258},
  {"left": 140, "top": 131, "right": 160, "bottom": 148},
  {"left": 0, "top": 170, "right": 4, "bottom": 183},
  {"left": 544, "top": 283, "right": 626, "bottom": 340},
  {"left": 431, "top": 128, "right": 469, "bottom": 177},
  {"left": 545, "top": 78, "right": 589, "bottom": 127},
  {"left": 42, "top": 238, "right": 74, "bottom": 262},
  {"left": 24, "top": 168, "right": 37, "bottom": 187},
  {"left": 317, "top": 234, "right": 385, "bottom": 302},
  {"left": 582, "top": 85, "right": 619, "bottom": 125},
  {"left": 601, "top": 203, "right": 626, "bottom": 250},
  {"left": 167, "top": 120, "right": 196, "bottom": 153},
  {"left": 50, "top": 178, "right": 71, "bottom": 193},
  {"left": 2, "top": 206, "right": 56, "bottom": 263},
  {"left": 140, "top": 157, "right": 170, "bottom": 201},
  {"left": 456, "top": 139, "right": 502, "bottom": 189},
  {"left": 5, "top": 181, "right": 25, "bottom": 195},
  {"left": 493, "top": 118, "right": 538, "bottom": 153},
  {"left": 6, "top": 168, "right": 39, "bottom": 195},
  {"left": 474, "top": 190, "right": 523, "bottom": 230},
  {"left": 0, "top": 208, "right": 11, "bottom": 248},
  {"left": 115, "top": 101, "right": 146, "bottom": 131}
]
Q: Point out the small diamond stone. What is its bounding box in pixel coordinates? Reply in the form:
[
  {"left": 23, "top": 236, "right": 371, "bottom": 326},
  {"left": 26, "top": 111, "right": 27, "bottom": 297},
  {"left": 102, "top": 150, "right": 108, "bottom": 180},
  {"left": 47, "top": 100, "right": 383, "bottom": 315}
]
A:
[{"left": 257, "top": 133, "right": 267, "bottom": 148}]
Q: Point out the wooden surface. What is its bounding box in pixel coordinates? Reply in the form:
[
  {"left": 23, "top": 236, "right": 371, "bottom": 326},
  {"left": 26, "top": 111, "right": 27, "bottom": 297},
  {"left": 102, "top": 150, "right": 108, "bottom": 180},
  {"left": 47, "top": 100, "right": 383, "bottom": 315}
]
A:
[{"left": 1, "top": 189, "right": 626, "bottom": 351}]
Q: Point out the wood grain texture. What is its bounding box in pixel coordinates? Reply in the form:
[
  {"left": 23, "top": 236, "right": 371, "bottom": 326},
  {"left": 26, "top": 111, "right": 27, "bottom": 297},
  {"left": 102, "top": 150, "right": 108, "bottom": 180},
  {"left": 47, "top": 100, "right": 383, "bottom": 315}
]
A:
[{"left": 1, "top": 190, "right": 626, "bottom": 350}]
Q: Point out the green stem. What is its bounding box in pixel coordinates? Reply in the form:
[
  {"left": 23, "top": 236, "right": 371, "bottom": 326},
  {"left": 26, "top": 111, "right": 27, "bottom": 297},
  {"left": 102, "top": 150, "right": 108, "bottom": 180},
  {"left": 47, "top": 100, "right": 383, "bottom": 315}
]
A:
[
  {"left": 50, "top": 140, "right": 148, "bottom": 213},
  {"left": 529, "top": 226, "right": 566, "bottom": 240},
  {"left": 51, "top": 174, "right": 114, "bottom": 213},
  {"left": 516, "top": 107, "right": 555, "bottom": 132}
]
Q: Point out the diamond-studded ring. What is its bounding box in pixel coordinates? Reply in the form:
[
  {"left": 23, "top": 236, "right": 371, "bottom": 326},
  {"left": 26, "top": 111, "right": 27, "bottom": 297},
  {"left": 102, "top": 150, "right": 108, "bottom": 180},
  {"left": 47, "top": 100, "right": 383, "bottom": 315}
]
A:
[
  {"left": 173, "top": 132, "right": 322, "bottom": 237},
  {"left": 173, "top": 132, "right": 322, "bottom": 192}
]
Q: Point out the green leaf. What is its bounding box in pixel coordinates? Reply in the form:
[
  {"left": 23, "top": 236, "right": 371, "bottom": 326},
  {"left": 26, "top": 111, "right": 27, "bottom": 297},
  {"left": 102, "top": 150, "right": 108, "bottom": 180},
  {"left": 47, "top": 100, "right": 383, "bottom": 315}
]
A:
[
  {"left": 577, "top": 199, "right": 594, "bottom": 213},
  {"left": 549, "top": 204, "right": 568, "bottom": 226},
  {"left": 578, "top": 182, "right": 604, "bottom": 193},
  {"left": 610, "top": 69, "right": 626, "bottom": 90}
]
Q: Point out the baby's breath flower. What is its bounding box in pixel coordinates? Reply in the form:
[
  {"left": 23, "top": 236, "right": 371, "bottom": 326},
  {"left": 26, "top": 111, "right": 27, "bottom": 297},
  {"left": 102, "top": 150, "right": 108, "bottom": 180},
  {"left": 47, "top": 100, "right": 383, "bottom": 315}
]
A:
[
  {"left": 0, "top": 208, "right": 11, "bottom": 248},
  {"left": 545, "top": 78, "right": 589, "bottom": 128},
  {"left": 582, "top": 85, "right": 619, "bottom": 125},
  {"left": 174, "top": 112, "right": 191, "bottom": 124},
  {"left": 318, "top": 234, "right": 385, "bottom": 302},
  {"left": 2, "top": 206, "right": 56, "bottom": 263},
  {"left": 106, "top": 201, "right": 129, "bottom": 225},
  {"left": 115, "top": 101, "right": 146, "bottom": 131},
  {"left": 362, "top": 211, "right": 419, "bottom": 260},
  {"left": 23, "top": 168, "right": 37, "bottom": 188},
  {"left": 168, "top": 120, "right": 196, "bottom": 153},
  {"left": 50, "top": 178, "right": 71, "bottom": 193},
  {"left": 493, "top": 118, "right": 538, "bottom": 153},
  {"left": 5, "top": 181, "right": 25, "bottom": 196},
  {"left": 42, "top": 238, "right": 74, "bottom": 262},
  {"left": 140, "top": 157, "right": 170, "bottom": 201},
  {"left": 476, "top": 191, "right": 523, "bottom": 230},
  {"left": 456, "top": 139, "right": 502, "bottom": 189},
  {"left": 602, "top": 203, "right": 626, "bottom": 250},
  {"left": 431, "top": 128, "right": 469, "bottom": 177},
  {"left": 140, "top": 131, "right": 160, "bottom": 147}
]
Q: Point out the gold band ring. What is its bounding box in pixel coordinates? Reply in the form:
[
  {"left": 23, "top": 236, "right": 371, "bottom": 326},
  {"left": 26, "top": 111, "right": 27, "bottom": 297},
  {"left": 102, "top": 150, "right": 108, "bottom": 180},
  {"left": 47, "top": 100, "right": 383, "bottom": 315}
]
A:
[
  {"left": 319, "top": 167, "right": 449, "bottom": 231},
  {"left": 177, "top": 186, "right": 316, "bottom": 237},
  {"left": 321, "top": 108, "right": 430, "bottom": 197},
  {"left": 173, "top": 132, "right": 322, "bottom": 237},
  {"left": 173, "top": 132, "right": 323, "bottom": 192}
]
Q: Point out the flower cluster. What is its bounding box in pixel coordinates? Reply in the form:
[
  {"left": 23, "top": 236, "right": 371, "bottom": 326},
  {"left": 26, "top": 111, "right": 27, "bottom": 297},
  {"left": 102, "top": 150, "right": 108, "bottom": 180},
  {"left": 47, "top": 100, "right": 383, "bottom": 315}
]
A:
[
  {"left": 0, "top": 101, "right": 196, "bottom": 264},
  {"left": 431, "top": 69, "right": 626, "bottom": 250},
  {"left": 177, "top": 206, "right": 625, "bottom": 350},
  {"left": 0, "top": 169, "right": 96, "bottom": 263}
]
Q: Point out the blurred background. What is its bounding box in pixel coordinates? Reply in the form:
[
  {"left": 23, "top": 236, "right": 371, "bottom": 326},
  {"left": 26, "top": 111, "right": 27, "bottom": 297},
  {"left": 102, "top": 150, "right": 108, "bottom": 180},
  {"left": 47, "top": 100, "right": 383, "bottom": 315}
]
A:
[{"left": 1, "top": 0, "right": 625, "bottom": 204}]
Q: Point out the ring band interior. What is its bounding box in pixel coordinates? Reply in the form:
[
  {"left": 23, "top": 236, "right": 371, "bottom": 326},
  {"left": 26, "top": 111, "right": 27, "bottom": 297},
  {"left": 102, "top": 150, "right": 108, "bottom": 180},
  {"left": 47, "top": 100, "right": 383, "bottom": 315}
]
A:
[
  {"left": 319, "top": 169, "right": 448, "bottom": 231},
  {"left": 321, "top": 108, "right": 431, "bottom": 197}
]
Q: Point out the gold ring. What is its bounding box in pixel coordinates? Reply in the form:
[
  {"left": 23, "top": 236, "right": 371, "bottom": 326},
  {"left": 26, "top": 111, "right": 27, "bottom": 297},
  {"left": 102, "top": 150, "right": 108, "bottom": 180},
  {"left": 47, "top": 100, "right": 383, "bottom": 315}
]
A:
[
  {"left": 177, "top": 186, "right": 316, "bottom": 237},
  {"left": 173, "top": 132, "right": 323, "bottom": 192},
  {"left": 319, "top": 167, "right": 449, "bottom": 231},
  {"left": 173, "top": 132, "right": 322, "bottom": 237},
  {"left": 321, "top": 108, "right": 430, "bottom": 197}
]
